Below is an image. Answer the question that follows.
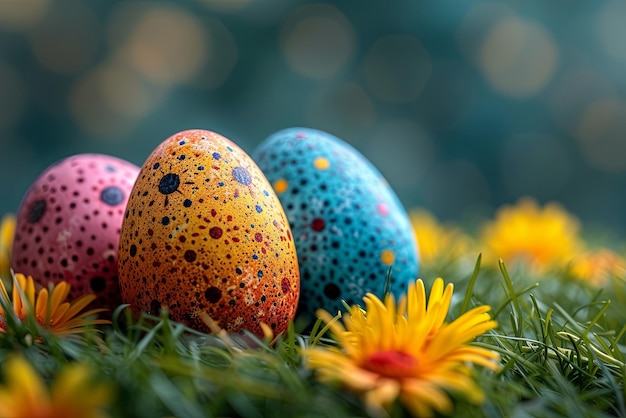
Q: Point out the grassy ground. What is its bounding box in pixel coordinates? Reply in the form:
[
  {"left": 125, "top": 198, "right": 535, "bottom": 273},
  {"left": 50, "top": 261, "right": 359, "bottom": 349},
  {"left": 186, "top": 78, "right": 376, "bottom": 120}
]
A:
[{"left": 1, "top": 252, "right": 624, "bottom": 418}]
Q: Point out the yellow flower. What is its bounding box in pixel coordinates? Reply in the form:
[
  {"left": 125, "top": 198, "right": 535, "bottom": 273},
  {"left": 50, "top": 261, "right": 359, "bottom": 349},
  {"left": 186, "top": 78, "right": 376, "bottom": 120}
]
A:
[
  {"left": 568, "top": 249, "right": 626, "bottom": 286},
  {"left": 410, "top": 209, "right": 471, "bottom": 265},
  {"left": 0, "top": 355, "right": 112, "bottom": 418},
  {"left": 302, "top": 278, "right": 500, "bottom": 418},
  {"left": 0, "top": 214, "right": 16, "bottom": 281},
  {"left": 0, "top": 273, "right": 110, "bottom": 337},
  {"left": 481, "top": 198, "right": 584, "bottom": 273}
]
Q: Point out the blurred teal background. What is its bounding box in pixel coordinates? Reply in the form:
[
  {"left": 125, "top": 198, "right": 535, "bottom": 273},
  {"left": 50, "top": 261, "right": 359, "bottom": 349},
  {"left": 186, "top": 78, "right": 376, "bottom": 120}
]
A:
[{"left": 1, "top": 0, "right": 626, "bottom": 234}]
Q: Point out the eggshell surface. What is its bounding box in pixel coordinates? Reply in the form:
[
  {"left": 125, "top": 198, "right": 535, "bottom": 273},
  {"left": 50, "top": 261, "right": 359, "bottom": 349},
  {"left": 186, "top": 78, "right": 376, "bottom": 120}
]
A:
[
  {"left": 118, "top": 130, "right": 299, "bottom": 337},
  {"left": 12, "top": 154, "right": 140, "bottom": 309},
  {"left": 252, "top": 128, "right": 419, "bottom": 317}
]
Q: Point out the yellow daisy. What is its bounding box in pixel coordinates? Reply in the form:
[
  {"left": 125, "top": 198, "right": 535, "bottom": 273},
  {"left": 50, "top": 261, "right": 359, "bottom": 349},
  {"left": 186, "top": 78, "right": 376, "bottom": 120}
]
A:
[
  {"left": 0, "top": 273, "right": 110, "bottom": 337},
  {"left": 302, "top": 278, "right": 500, "bottom": 418},
  {"left": 0, "top": 355, "right": 112, "bottom": 418},
  {"left": 481, "top": 198, "right": 584, "bottom": 273},
  {"left": 0, "top": 214, "right": 16, "bottom": 282},
  {"left": 568, "top": 249, "right": 626, "bottom": 286},
  {"left": 410, "top": 209, "right": 471, "bottom": 266}
]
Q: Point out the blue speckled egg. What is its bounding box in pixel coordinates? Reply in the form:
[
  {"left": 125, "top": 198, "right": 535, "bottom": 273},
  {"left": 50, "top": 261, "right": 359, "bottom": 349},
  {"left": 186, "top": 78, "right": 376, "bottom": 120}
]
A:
[{"left": 253, "top": 127, "right": 419, "bottom": 317}]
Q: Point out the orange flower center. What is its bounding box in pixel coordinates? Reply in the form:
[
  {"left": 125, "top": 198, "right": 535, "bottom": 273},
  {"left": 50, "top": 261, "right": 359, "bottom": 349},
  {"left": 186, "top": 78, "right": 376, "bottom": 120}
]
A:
[{"left": 362, "top": 350, "right": 418, "bottom": 379}]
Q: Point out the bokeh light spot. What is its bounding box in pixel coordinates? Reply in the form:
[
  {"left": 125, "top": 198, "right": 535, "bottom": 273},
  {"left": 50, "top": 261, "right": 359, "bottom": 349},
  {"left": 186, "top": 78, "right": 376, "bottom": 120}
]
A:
[
  {"left": 500, "top": 133, "right": 572, "bottom": 198},
  {"left": 281, "top": 4, "right": 356, "bottom": 79},
  {"left": 29, "top": 0, "right": 99, "bottom": 74},
  {"left": 577, "top": 98, "right": 626, "bottom": 172},
  {"left": 306, "top": 82, "right": 375, "bottom": 139},
  {"left": 201, "top": 0, "right": 252, "bottom": 13},
  {"left": 365, "top": 119, "right": 434, "bottom": 195},
  {"left": 478, "top": 17, "right": 559, "bottom": 97},
  {"left": 363, "top": 35, "right": 432, "bottom": 104},
  {"left": 113, "top": 4, "right": 209, "bottom": 85},
  {"left": 0, "top": 0, "right": 49, "bottom": 31},
  {"left": 0, "top": 61, "right": 27, "bottom": 132},
  {"left": 595, "top": 0, "right": 626, "bottom": 64}
]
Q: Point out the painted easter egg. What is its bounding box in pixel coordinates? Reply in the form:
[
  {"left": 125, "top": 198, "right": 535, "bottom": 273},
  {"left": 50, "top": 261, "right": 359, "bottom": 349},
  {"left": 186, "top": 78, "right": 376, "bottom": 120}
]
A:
[
  {"left": 11, "top": 154, "right": 140, "bottom": 309},
  {"left": 117, "top": 129, "right": 299, "bottom": 337},
  {"left": 252, "top": 128, "right": 419, "bottom": 317}
]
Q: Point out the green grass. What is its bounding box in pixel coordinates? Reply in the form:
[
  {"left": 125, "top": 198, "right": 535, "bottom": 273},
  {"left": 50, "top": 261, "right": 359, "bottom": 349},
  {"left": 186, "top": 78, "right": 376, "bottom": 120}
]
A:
[{"left": 0, "top": 255, "right": 625, "bottom": 417}]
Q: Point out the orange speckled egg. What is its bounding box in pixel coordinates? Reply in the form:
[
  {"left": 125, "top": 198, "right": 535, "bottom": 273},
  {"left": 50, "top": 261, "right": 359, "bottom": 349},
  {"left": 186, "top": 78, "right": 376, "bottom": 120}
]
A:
[{"left": 118, "top": 130, "right": 300, "bottom": 337}]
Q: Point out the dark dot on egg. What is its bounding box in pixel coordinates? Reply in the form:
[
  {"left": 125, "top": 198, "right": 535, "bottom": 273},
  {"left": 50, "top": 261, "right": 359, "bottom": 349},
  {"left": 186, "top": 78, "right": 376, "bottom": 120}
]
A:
[
  {"left": 235, "top": 267, "right": 242, "bottom": 275},
  {"left": 100, "top": 186, "right": 125, "bottom": 206},
  {"left": 179, "top": 140, "right": 186, "bottom": 145},
  {"left": 161, "top": 216, "right": 170, "bottom": 226},
  {"left": 255, "top": 205, "right": 263, "bottom": 213},
  {"left": 60, "top": 258, "right": 68, "bottom": 267},
  {"left": 153, "top": 163, "right": 160, "bottom": 170},
  {"left": 27, "top": 199, "right": 47, "bottom": 223},
  {"left": 150, "top": 299, "right": 161, "bottom": 315},
  {"left": 323, "top": 283, "right": 341, "bottom": 300},
  {"left": 205, "top": 286, "right": 222, "bottom": 303},
  {"left": 158, "top": 173, "right": 180, "bottom": 195},
  {"left": 184, "top": 250, "right": 197, "bottom": 263},
  {"left": 232, "top": 166, "right": 252, "bottom": 185},
  {"left": 129, "top": 245, "right": 137, "bottom": 257},
  {"left": 281, "top": 278, "right": 292, "bottom": 294},
  {"left": 183, "top": 199, "right": 192, "bottom": 207},
  {"left": 254, "top": 232, "right": 263, "bottom": 242},
  {"left": 90, "top": 277, "right": 106, "bottom": 292},
  {"left": 311, "top": 218, "right": 325, "bottom": 232},
  {"left": 257, "top": 270, "right": 263, "bottom": 278},
  {"left": 209, "top": 226, "right": 222, "bottom": 239},
  {"left": 178, "top": 154, "right": 186, "bottom": 161}
]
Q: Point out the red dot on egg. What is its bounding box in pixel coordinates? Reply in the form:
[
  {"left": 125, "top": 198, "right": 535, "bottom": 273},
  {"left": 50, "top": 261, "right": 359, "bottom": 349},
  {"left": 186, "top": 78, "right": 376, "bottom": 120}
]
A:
[{"left": 311, "top": 218, "right": 325, "bottom": 232}]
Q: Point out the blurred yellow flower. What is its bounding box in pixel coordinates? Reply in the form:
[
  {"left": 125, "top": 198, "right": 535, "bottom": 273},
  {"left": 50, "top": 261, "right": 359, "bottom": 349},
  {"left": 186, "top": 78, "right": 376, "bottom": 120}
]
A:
[
  {"left": 302, "top": 278, "right": 500, "bottom": 418},
  {"left": 0, "top": 355, "right": 112, "bottom": 418},
  {"left": 481, "top": 198, "right": 584, "bottom": 273},
  {"left": 0, "top": 273, "right": 110, "bottom": 337},
  {"left": 410, "top": 209, "right": 471, "bottom": 265},
  {"left": 568, "top": 249, "right": 626, "bottom": 286},
  {"left": 0, "top": 214, "right": 16, "bottom": 281}
]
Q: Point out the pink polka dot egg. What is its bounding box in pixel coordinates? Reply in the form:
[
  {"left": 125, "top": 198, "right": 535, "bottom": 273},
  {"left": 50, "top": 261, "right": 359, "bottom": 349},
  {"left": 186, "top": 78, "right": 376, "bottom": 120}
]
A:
[
  {"left": 117, "top": 129, "right": 300, "bottom": 338},
  {"left": 252, "top": 128, "right": 420, "bottom": 319},
  {"left": 12, "top": 154, "right": 140, "bottom": 310}
]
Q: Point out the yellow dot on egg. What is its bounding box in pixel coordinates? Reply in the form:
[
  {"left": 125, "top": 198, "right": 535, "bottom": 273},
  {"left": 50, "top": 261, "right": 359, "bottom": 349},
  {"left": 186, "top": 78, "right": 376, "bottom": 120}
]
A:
[
  {"left": 313, "top": 157, "right": 330, "bottom": 170},
  {"left": 273, "top": 178, "right": 288, "bottom": 194},
  {"left": 381, "top": 249, "right": 395, "bottom": 266}
]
